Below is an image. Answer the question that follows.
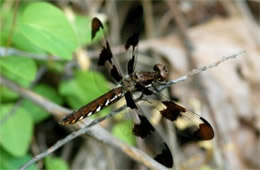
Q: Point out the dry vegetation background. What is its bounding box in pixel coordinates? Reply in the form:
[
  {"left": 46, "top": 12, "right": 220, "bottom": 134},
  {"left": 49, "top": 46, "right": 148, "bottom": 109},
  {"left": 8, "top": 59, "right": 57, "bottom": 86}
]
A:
[{"left": 0, "top": 0, "right": 259, "bottom": 170}]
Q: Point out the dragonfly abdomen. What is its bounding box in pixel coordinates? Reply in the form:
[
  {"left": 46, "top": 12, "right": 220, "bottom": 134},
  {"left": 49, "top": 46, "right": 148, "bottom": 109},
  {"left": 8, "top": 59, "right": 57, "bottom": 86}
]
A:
[{"left": 60, "top": 87, "right": 124, "bottom": 125}]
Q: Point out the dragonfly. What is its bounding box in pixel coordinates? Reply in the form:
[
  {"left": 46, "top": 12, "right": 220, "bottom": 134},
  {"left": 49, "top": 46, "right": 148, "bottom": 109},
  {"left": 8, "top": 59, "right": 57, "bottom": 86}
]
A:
[{"left": 60, "top": 5, "right": 214, "bottom": 168}]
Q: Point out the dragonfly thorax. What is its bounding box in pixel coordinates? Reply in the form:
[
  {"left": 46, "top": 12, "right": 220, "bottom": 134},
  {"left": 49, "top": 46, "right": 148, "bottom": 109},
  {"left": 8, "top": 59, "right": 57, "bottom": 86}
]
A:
[{"left": 121, "top": 74, "right": 138, "bottom": 92}]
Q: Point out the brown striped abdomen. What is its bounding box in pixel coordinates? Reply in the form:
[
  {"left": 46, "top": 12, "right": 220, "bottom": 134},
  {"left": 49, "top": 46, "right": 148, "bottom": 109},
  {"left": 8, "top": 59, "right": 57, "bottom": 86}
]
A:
[{"left": 60, "top": 87, "right": 124, "bottom": 125}]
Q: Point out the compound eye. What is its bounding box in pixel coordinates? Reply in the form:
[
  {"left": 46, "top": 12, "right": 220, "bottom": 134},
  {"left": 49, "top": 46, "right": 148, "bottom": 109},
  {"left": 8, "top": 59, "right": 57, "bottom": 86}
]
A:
[{"left": 153, "top": 64, "right": 162, "bottom": 71}]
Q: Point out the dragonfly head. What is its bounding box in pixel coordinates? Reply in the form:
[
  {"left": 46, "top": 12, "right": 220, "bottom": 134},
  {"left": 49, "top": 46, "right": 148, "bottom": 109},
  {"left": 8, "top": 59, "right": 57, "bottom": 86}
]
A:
[{"left": 153, "top": 64, "right": 168, "bottom": 82}]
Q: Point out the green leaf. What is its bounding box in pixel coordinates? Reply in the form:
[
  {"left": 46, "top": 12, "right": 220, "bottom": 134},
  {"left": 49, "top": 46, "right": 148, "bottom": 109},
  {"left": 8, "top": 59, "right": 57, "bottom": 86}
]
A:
[
  {"left": 0, "top": 0, "right": 3, "bottom": 7},
  {"left": 21, "top": 84, "right": 63, "bottom": 123},
  {"left": 59, "top": 71, "right": 110, "bottom": 117},
  {"left": 1, "top": 27, "right": 46, "bottom": 53},
  {"left": 17, "top": 2, "right": 78, "bottom": 59},
  {"left": 0, "top": 86, "right": 19, "bottom": 102},
  {"left": 11, "top": 30, "right": 47, "bottom": 53},
  {"left": 45, "top": 156, "right": 69, "bottom": 170},
  {"left": 0, "top": 104, "right": 33, "bottom": 157},
  {"left": 112, "top": 120, "right": 136, "bottom": 146},
  {"left": 0, "top": 56, "right": 37, "bottom": 87},
  {"left": 0, "top": 148, "right": 37, "bottom": 170},
  {"left": 74, "top": 15, "right": 92, "bottom": 46},
  {"left": 0, "top": 3, "right": 45, "bottom": 53}
]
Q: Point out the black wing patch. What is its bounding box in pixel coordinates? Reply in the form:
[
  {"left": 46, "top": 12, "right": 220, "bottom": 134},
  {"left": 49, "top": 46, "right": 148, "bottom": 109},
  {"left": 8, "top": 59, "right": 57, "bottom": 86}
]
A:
[
  {"left": 131, "top": 108, "right": 173, "bottom": 168},
  {"left": 154, "top": 143, "right": 173, "bottom": 168},
  {"left": 91, "top": 18, "right": 123, "bottom": 82},
  {"left": 97, "top": 41, "right": 113, "bottom": 66},
  {"left": 160, "top": 101, "right": 214, "bottom": 141},
  {"left": 122, "top": 5, "right": 143, "bottom": 75},
  {"left": 92, "top": 18, "right": 104, "bottom": 40},
  {"left": 125, "top": 91, "right": 138, "bottom": 109},
  {"left": 124, "top": 5, "right": 143, "bottom": 50},
  {"left": 132, "top": 113, "right": 154, "bottom": 139},
  {"left": 127, "top": 55, "right": 136, "bottom": 75}
]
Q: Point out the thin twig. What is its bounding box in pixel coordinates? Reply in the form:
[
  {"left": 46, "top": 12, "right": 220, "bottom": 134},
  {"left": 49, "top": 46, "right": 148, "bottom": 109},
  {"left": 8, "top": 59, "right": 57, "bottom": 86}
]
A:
[
  {"left": 163, "top": 50, "right": 246, "bottom": 89},
  {"left": 0, "top": 51, "right": 244, "bottom": 170}
]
